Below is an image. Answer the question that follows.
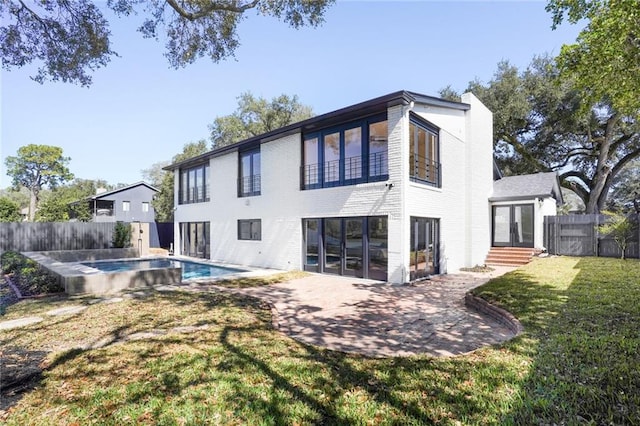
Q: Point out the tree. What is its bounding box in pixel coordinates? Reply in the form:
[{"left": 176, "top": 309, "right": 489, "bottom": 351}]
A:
[
  {"left": 607, "top": 159, "right": 640, "bottom": 213},
  {"left": 5, "top": 144, "right": 74, "bottom": 221},
  {"left": 597, "top": 211, "right": 636, "bottom": 260},
  {"left": 209, "top": 92, "right": 314, "bottom": 148},
  {"left": 547, "top": 0, "right": 640, "bottom": 113},
  {"left": 444, "top": 56, "right": 640, "bottom": 214},
  {"left": 34, "top": 178, "right": 111, "bottom": 222},
  {"left": 143, "top": 140, "right": 209, "bottom": 222},
  {"left": 0, "top": 0, "right": 334, "bottom": 86},
  {"left": 0, "top": 197, "right": 22, "bottom": 222}
]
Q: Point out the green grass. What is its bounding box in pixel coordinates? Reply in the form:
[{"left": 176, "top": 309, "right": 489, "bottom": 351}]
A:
[{"left": 1, "top": 257, "right": 639, "bottom": 424}]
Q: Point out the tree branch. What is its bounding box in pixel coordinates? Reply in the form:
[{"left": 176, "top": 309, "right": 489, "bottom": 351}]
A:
[{"left": 165, "top": 0, "right": 260, "bottom": 21}]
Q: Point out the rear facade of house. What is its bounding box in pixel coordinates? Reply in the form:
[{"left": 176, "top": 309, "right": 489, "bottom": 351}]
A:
[{"left": 168, "top": 91, "right": 493, "bottom": 283}]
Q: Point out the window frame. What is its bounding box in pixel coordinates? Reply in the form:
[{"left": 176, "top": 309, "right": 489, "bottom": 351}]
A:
[
  {"left": 409, "top": 114, "right": 441, "bottom": 188},
  {"left": 238, "top": 147, "right": 261, "bottom": 197},
  {"left": 301, "top": 113, "right": 388, "bottom": 190},
  {"left": 238, "top": 219, "right": 262, "bottom": 241},
  {"left": 179, "top": 163, "right": 211, "bottom": 204},
  {"left": 122, "top": 201, "right": 130, "bottom": 212},
  {"left": 141, "top": 202, "right": 149, "bottom": 212}
]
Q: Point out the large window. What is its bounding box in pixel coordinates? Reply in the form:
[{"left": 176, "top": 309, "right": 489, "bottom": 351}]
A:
[
  {"left": 181, "top": 222, "right": 210, "bottom": 258},
  {"left": 302, "top": 115, "right": 388, "bottom": 189},
  {"left": 179, "top": 163, "right": 210, "bottom": 204},
  {"left": 239, "top": 148, "right": 261, "bottom": 197},
  {"left": 238, "top": 219, "right": 261, "bottom": 241},
  {"left": 409, "top": 117, "right": 440, "bottom": 187}
]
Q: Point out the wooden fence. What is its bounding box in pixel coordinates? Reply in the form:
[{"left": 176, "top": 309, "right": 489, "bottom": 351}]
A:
[
  {"left": 0, "top": 222, "right": 117, "bottom": 255},
  {"left": 544, "top": 214, "right": 640, "bottom": 259}
]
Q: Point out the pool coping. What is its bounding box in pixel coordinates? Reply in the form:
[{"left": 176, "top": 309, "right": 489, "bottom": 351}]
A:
[{"left": 23, "top": 250, "right": 278, "bottom": 295}]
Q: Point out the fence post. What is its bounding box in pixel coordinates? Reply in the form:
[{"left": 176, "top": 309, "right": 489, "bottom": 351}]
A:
[{"left": 595, "top": 214, "right": 599, "bottom": 257}]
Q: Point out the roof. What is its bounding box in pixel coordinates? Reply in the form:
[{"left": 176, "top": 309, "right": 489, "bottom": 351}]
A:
[
  {"left": 490, "top": 172, "right": 564, "bottom": 204},
  {"left": 164, "top": 90, "right": 471, "bottom": 171},
  {"left": 88, "top": 182, "right": 159, "bottom": 201}
]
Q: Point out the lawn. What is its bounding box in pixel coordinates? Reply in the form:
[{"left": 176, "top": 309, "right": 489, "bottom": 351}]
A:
[{"left": 1, "top": 257, "right": 639, "bottom": 425}]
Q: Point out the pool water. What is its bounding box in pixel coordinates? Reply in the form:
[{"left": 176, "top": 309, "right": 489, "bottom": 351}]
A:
[{"left": 81, "top": 258, "right": 244, "bottom": 280}]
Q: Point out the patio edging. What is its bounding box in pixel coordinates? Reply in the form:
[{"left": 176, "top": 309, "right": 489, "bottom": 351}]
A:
[{"left": 464, "top": 292, "right": 524, "bottom": 335}]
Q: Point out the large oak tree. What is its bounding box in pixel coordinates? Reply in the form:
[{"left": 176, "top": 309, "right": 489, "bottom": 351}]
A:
[
  {"left": 443, "top": 56, "right": 640, "bottom": 214},
  {"left": 547, "top": 0, "right": 640, "bottom": 114},
  {"left": 0, "top": 0, "right": 334, "bottom": 86}
]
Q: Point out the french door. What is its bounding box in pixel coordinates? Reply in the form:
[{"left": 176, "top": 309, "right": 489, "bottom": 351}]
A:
[
  {"left": 324, "top": 218, "right": 364, "bottom": 277},
  {"left": 303, "top": 216, "right": 388, "bottom": 280},
  {"left": 492, "top": 204, "right": 534, "bottom": 247}
]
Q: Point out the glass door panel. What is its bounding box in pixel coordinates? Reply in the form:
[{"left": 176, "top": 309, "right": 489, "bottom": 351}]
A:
[
  {"left": 514, "top": 205, "right": 534, "bottom": 247},
  {"left": 304, "top": 219, "right": 320, "bottom": 272},
  {"left": 368, "top": 217, "right": 388, "bottom": 281},
  {"left": 492, "top": 206, "right": 512, "bottom": 246},
  {"left": 324, "top": 218, "right": 342, "bottom": 274},
  {"left": 344, "top": 218, "right": 363, "bottom": 277}
]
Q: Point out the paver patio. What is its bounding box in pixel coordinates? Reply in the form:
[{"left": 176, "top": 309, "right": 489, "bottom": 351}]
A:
[{"left": 223, "top": 267, "right": 517, "bottom": 357}]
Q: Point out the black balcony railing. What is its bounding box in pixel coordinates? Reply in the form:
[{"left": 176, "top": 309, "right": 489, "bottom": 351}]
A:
[
  {"left": 301, "top": 152, "right": 389, "bottom": 189},
  {"left": 238, "top": 174, "right": 261, "bottom": 197},
  {"left": 179, "top": 186, "right": 210, "bottom": 204},
  {"left": 410, "top": 154, "right": 440, "bottom": 187}
]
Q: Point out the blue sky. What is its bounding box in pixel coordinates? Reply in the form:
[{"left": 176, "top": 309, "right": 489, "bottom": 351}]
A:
[{"left": 0, "top": 1, "right": 582, "bottom": 187}]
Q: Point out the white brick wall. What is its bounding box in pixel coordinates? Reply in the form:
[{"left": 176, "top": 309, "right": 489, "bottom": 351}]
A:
[{"left": 174, "top": 94, "right": 494, "bottom": 283}]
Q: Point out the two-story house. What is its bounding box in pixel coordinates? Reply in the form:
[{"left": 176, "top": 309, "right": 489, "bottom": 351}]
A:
[
  {"left": 165, "top": 90, "right": 493, "bottom": 284},
  {"left": 72, "top": 182, "right": 159, "bottom": 223}
]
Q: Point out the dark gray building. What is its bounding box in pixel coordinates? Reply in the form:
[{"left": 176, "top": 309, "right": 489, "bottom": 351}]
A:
[{"left": 80, "top": 182, "right": 159, "bottom": 223}]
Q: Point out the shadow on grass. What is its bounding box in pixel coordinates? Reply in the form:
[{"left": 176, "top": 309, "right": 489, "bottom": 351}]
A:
[{"left": 501, "top": 257, "right": 640, "bottom": 424}]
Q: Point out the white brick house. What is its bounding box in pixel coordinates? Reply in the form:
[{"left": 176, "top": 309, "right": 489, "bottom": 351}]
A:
[{"left": 165, "top": 91, "right": 493, "bottom": 283}]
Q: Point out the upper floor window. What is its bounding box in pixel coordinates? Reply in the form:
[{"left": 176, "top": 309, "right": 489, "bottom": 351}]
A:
[
  {"left": 239, "top": 148, "right": 261, "bottom": 197},
  {"left": 302, "top": 115, "right": 388, "bottom": 190},
  {"left": 122, "top": 201, "right": 130, "bottom": 212},
  {"left": 142, "top": 202, "right": 149, "bottom": 212},
  {"left": 180, "top": 163, "right": 210, "bottom": 204},
  {"left": 409, "top": 117, "right": 440, "bottom": 187}
]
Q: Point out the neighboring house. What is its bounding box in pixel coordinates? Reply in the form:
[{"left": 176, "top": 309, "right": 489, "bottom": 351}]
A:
[
  {"left": 489, "top": 172, "right": 564, "bottom": 250},
  {"left": 166, "top": 90, "right": 493, "bottom": 284},
  {"left": 72, "top": 182, "right": 159, "bottom": 223}
]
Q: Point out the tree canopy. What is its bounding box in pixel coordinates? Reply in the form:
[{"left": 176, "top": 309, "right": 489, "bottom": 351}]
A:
[
  {"left": 35, "top": 178, "right": 113, "bottom": 222},
  {"left": 444, "top": 56, "right": 640, "bottom": 214},
  {"left": 547, "top": 0, "right": 640, "bottom": 113},
  {"left": 143, "top": 140, "right": 209, "bottom": 222},
  {"left": 0, "top": 197, "right": 22, "bottom": 222},
  {"left": 5, "top": 144, "right": 74, "bottom": 221},
  {"left": 209, "top": 92, "right": 314, "bottom": 148},
  {"left": 0, "top": 0, "right": 334, "bottom": 86}
]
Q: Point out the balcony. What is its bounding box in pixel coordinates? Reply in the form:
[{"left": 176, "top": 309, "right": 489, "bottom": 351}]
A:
[
  {"left": 238, "top": 174, "right": 261, "bottom": 197},
  {"left": 301, "top": 152, "right": 388, "bottom": 190},
  {"left": 410, "top": 154, "right": 441, "bottom": 187}
]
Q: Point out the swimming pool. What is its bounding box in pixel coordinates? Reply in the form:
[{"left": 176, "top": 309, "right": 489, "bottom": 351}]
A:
[{"left": 81, "top": 258, "right": 244, "bottom": 280}]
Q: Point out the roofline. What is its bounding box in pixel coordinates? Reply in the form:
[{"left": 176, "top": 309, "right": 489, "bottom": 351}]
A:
[
  {"left": 87, "top": 181, "right": 159, "bottom": 200},
  {"left": 489, "top": 194, "right": 558, "bottom": 202},
  {"left": 164, "top": 90, "right": 471, "bottom": 171}
]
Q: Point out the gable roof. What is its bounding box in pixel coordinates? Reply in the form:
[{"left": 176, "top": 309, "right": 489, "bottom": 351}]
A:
[
  {"left": 490, "top": 172, "right": 564, "bottom": 204},
  {"left": 88, "top": 182, "right": 159, "bottom": 201},
  {"left": 164, "top": 90, "right": 470, "bottom": 171}
]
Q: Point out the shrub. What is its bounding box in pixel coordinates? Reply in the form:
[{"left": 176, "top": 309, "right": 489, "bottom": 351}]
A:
[
  {"left": 112, "top": 221, "right": 132, "bottom": 248},
  {"left": 1, "top": 250, "right": 26, "bottom": 275},
  {"left": 1, "top": 251, "right": 62, "bottom": 295}
]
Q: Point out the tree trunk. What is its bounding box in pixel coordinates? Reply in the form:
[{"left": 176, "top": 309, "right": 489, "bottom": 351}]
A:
[{"left": 29, "top": 191, "right": 37, "bottom": 221}]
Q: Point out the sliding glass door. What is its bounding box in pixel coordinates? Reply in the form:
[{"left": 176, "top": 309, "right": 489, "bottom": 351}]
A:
[{"left": 181, "top": 222, "right": 210, "bottom": 258}]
